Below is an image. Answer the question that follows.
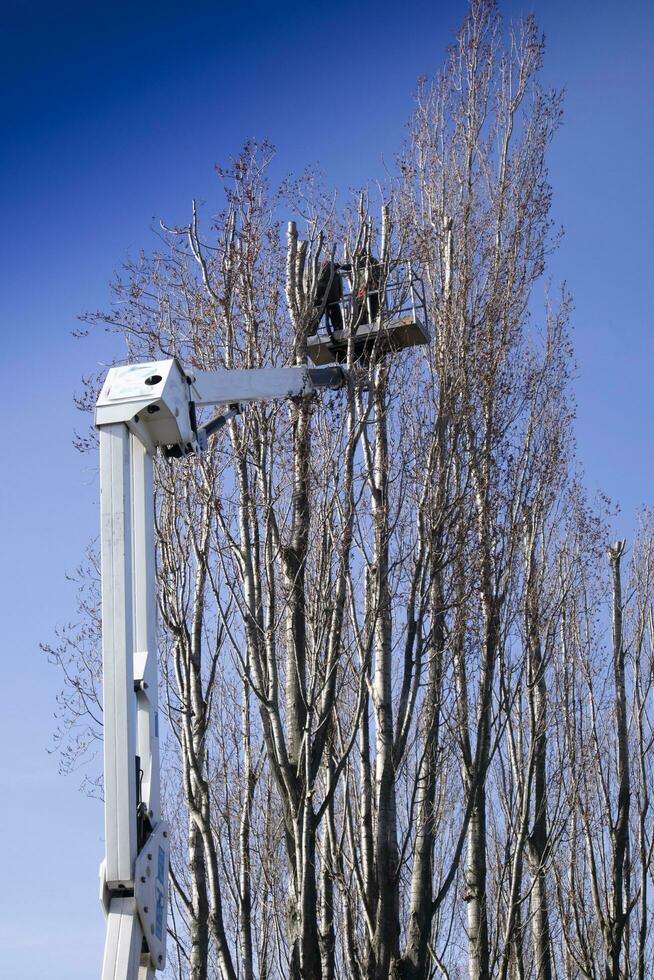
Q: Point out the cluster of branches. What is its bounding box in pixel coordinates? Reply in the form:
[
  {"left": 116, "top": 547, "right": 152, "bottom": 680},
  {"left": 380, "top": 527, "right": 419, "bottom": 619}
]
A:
[{"left": 48, "top": 3, "right": 654, "bottom": 978}]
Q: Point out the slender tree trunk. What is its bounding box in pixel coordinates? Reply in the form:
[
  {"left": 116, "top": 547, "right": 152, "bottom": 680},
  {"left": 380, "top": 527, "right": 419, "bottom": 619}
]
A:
[
  {"left": 319, "top": 756, "right": 336, "bottom": 980},
  {"left": 467, "top": 782, "right": 490, "bottom": 980},
  {"left": 238, "top": 673, "right": 255, "bottom": 980},
  {"left": 360, "top": 688, "right": 376, "bottom": 980},
  {"left": 371, "top": 366, "right": 400, "bottom": 979},
  {"left": 606, "top": 540, "right": 630, "bottom": 979},
  {"left": 283, "top": 397, "right": 322, "bottom": 980},
  {"left": 525, "top": 520, "right": 553, "bottom": 980},
  {"left": 189, "top": 819, "right": 209, "bottom": 980}
]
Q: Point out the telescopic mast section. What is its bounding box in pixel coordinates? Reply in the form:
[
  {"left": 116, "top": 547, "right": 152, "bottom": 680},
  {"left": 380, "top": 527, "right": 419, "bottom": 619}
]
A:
[{"left": 94, "top": 358, "right": 346, "bottom": 980}]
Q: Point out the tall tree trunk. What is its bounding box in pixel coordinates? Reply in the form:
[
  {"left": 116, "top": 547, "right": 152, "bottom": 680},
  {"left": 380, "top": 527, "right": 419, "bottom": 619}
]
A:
[
  {"left": 360, "top": 688, "right": 376, "bottom": 980},
  {"left": 371, "top": 366, "right": 400, "bottom": 979},
  {"left": 524, "top": 518, "right": 553, "bottom": 980},
  {"left": 606, "top": 540, "right": 630, "bottom": 978},
  {"left": 467, "top": 781, "right": 490, "bottom": 980},
  {"left": 319, "top": 756, "right": 336, "bottom": 980},
  {"left": 283, "top": 396, "right": 322, "bottom": 980},
  {"left": 238, "top": 673, "right": 255, "bottom": 980}
]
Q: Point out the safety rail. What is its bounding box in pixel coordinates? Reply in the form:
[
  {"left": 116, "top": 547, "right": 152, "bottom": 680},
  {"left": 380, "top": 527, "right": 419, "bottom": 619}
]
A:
[{"left": 307, "top": 261, "right": 430, "bottom": 365}]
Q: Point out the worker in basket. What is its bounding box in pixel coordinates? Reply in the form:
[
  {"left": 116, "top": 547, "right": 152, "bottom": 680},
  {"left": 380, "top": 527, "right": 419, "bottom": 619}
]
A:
[
  {"left": 350, "top": 249, "right": 381, "bottom": 329},
  {"left": 313, "top": 258, "right": 348, "bottom": 335}
]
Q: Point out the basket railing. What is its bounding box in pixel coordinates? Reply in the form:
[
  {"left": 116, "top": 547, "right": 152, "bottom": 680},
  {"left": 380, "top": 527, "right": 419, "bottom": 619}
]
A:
[{"left": 313, "top": 261, "right": 428, "bottom": 336}]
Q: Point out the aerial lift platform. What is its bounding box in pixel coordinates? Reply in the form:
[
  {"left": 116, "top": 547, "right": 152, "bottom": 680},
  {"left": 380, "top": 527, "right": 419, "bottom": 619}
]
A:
[
  {"left": 306, "top": 261, "right": 430, "bottom": 365},
  {"left": 93, "top": 275, "right": 429, "bottom": 978}
]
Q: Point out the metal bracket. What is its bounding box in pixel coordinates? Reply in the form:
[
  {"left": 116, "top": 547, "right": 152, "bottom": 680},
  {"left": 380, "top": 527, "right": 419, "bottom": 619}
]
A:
[
  {"left": 134, "top": 822, "right": 170, "bottom": 971},
  {"left": 200, "top": 402, "right": 242, "bottom": 444}
]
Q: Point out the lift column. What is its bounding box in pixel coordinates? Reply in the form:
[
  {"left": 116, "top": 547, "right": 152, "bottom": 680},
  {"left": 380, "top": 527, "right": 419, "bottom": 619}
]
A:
[{"left": 99, "top": 421, "right": 145, "bottom": 978}]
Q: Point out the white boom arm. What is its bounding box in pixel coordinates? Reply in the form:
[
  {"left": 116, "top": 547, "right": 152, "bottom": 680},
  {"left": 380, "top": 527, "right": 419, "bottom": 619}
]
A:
[{"left": 94, "top": 357, "right": 345, "bottom": 980}]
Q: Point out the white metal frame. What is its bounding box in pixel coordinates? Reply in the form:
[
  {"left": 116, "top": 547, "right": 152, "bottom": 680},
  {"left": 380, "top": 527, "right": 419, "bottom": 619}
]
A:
[{"left": 95, "top": 357, "right": 345, "bottom": 979}]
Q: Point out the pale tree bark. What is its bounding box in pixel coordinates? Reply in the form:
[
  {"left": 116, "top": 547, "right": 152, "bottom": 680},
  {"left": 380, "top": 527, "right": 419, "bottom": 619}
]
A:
[
  {"left": 370, "top": 363, "right": 401, "bottom": 980},
  {"left": 238, "top": 671, "right": 255, "bottom": 980}
]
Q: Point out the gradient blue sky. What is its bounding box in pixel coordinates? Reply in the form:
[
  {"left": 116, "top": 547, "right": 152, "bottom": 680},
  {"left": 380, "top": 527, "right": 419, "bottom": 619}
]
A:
[{"left": 0, "top": 2, "right": 652, "bottom": 977}]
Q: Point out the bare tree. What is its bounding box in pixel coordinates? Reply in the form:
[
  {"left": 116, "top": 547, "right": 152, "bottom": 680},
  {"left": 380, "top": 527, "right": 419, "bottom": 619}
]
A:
[{"left": 396, "top": 3, "right": 566, "bottom": 976}]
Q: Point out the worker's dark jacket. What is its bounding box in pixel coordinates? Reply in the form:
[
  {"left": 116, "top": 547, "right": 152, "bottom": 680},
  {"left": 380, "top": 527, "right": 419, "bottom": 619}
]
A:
[{"left": 315, "top": 260, "right": 344, "bottom": 310}]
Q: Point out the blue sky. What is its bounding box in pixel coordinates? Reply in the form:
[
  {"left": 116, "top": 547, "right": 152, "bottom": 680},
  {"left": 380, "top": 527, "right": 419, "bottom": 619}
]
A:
[{"left": 0, "top": 1, "right": 652, "bottom": 977}]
